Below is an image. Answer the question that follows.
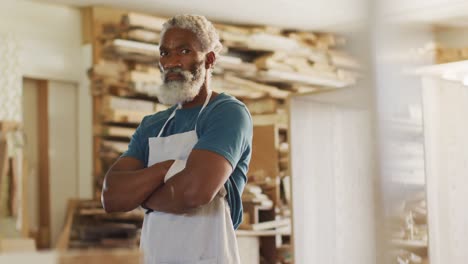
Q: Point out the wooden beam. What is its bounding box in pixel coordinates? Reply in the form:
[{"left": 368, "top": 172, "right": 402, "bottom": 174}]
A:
[
  {"left": 37, "top": 80, "right": 50, "bottom": 249},
  {"left": 56, "top": 199, "right": 79, "bottom": 251},
  {"left": 122, "top": 12, "right": 166, "bottom": 32},
  {"left": 21, "top": 158, "right": 29, "bottom": 237},
  {"left": 0, "top": 138, "right": 8, "bottom": 215},
  {"left": 81, "top": 7, "right": 93, "bottom": 45},
  {"left": 59, "top": 248, "right": 142, "bottom": 264}
]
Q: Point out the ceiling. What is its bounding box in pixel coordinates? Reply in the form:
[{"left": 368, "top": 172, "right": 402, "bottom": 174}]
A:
[
  {"left": 32, "top": 0, "right": 367, "bottom": 32},
  {"left": 32, "top": 0, "right": 468, "bottom": 31},
  {"left": 380, "top": 0, "right": 468, "bottom": 27}
]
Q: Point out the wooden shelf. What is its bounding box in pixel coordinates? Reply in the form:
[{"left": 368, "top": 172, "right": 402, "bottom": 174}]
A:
[
  {"left": 236, "top": 228, "right": 291, "bottom": 237},
  {"left": 391, "top": 239, "right": 427, "bottom": 249}
]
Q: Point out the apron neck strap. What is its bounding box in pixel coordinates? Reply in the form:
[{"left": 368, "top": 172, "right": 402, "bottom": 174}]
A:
[{"left": 157, "top": 89, "right": 213, "bottom": 138}]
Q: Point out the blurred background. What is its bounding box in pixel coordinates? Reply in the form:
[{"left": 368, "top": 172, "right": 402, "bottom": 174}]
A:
[{"left": 1, "top": 0, "right": 468, "bottom": 263}]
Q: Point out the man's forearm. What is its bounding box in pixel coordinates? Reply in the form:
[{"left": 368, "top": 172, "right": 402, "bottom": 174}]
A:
[
  {"left": 143, "top": 170, "right": 212, "bottom": 214},
  {"left": 102, "top": 161, "right": 172, "bottom": 212}
]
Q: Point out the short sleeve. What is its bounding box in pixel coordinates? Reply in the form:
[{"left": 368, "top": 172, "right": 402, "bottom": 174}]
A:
[
  {"left": 194, "top": 102, "right": 252, "bottom": 168},
  {"left": 121, "top": 116, "right": 147, "bottom": 164}
]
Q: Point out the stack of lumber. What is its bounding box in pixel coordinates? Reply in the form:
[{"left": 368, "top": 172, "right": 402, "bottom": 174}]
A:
[
  {"left": 242, "top": 183, "right": 274, "bottom": 209},
  {"left": 62, "top": 200, "right": 144, "bottom": 250},
  {"left": 436, "top": 46, "right": 468, "bottom": 64},
  {"left": 410, "top": 42, "right": 468, "bottom": 64},
  {"left": 389, "top": 193, "right": 428, "bottom": 261},
  {"left": 89, "top": 60, "right": 163, "bottom": 98},
  {"left": 87, "top": 10, "right": 360, "bottom": 263},
  {"left": 90, "top": 12, "right": 360, "bottom": 143},
  {"left": 99, "top": 95, "right": 167, "bottom": 125}
]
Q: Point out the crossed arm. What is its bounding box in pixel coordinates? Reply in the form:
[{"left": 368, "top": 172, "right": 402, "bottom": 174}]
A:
[{"left": 101, "top": 149, "right": 233, "bottom": 214}]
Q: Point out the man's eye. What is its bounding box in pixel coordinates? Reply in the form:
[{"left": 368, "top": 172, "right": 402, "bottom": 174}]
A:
[
  {"left": 160, "top": 51, "right": 168, "bottom": 57},
  {"left": 181, "top": 49, "right": 191, "bottom": 54}
]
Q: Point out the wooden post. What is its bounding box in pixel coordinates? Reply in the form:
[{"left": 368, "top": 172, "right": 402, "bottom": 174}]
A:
[
  {"left": 0, "top": 137, "right": 8, "bottom": 216},
  {"left": 37, "top": 80, "right": 51, "bottom": 249}
]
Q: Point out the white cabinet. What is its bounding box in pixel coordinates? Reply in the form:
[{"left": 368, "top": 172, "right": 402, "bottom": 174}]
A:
[
  {"left": 289, "top": 91, "right": 376, "bottom": 264},
  {"left": 421, "top": 75, "right": 468, "bottom": 264}
]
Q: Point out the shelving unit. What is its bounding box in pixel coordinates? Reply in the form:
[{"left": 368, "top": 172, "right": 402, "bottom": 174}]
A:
[
  {"left": 380, "top": 107, "right": 429, "bottom": 264},
  {"left": 75, "top": 6, "right": 358, "bottom": 263}
]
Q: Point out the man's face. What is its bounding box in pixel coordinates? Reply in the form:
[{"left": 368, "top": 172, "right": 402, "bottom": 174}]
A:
[{"left": 157, "top": 27, "right": 207, "bottom": 105}]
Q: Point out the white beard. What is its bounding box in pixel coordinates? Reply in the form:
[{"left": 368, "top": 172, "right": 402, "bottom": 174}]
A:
[{"left": 157, "top": 61, "right": 206, "bottom": 106}]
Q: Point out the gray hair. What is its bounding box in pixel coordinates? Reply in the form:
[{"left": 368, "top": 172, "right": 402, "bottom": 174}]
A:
[{"left": 160, "top": 14, "right": 223, "bottom": 58}]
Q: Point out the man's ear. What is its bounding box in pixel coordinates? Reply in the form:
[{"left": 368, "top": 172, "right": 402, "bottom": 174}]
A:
[{"left": 205, "top": 51, "right": 216, "bottom": 69}]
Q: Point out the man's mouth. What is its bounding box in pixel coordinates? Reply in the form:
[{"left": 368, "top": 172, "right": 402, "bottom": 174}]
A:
[{"left": 165, "top": 72, "right": 184, "bottom": 82}]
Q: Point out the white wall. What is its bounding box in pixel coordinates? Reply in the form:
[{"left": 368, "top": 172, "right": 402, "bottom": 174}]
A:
[
  {"left": 434, "top": 27, "right": 468, "bottom": 48},
  {"left": 380, "top": 0, "right": 468, "bottom": 24},
  {"left": 0, "top": 0, "right": 82, "bottom": 81},
  {"left": 290, "top": 95, "right": 376, "bottom": 264},
  {"left": 48, "top": 80, "right": 80, "bottom": 245},
  {"left": 422, "top": 76, "right": 468, "bottom": 264},
  {"left": 0, "top": 0, "right": 93, "bottom": 200}
]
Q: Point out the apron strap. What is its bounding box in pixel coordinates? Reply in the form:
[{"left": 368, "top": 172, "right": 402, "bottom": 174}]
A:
[
  {"left": 157, "top": 105, "right": 179, "bottom": 138},
  {"left": 157, "top": 90, "right": 213, "bottom": 138}
]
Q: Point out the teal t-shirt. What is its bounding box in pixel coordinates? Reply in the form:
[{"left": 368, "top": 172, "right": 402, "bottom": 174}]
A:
[{"left": 121, "top": 93, "right": 252, "bottom": 229}]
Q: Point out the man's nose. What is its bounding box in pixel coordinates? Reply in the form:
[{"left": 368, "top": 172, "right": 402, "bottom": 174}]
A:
[{"left": 161, "top": 54, "right": 182, "bottom": 70}]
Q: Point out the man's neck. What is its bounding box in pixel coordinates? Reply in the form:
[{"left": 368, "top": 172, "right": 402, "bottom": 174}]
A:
[{"left": 181, "top": 84, "right": 209, "bottom": 109}]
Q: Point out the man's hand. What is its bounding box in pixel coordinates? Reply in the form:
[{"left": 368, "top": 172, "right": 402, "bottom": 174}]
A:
[
  {"left": 157, "top": 159, "right": 176, "bottom": 174},
  {"left": 101, "top": 158, "right": 175, "bottom": 213},
  {"left": 142, "top": 149, "right": 233, "bottom": 214}
]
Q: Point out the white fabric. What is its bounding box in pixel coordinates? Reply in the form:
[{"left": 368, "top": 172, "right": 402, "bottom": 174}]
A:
[{"left": 141, "top": 91, "right": 240, "bottom": 264}]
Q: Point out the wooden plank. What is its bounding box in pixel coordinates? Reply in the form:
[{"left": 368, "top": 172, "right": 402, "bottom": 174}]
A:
[
  {"left": 252, "top": 113, "right": 288, "bottom": 129},
  {"left": 224, "top": 75, "right": 290, "bottom": 99},
  {"left": 248, "top": 218, "right": 291, "bottom": 231},
  {"left": 0, "top": 252, "right": 57, "bottom": 264},
  {"left": 249, "top": 125, "right": 279, "bottom": 183},
  {"left": 37, "top": 80, "right": 50, "bottom": 249},
  {"left": 21, "top": 158, "right": 29, "bottom": 237},
  {"left": 0, "top": 122, "right": 20, "bottom": 134},
  {"left": 328, "top": 50, "right": 361, "bottom": 69},
  {"left": 0, "top": 238, "right": 36, "bottom": 253},
  {"left": 236, "top": 228, "right": 291, "bottom": 237},
  {"left": 0, "top": 139, "right": 8, "bottom": 216},
  {"left": 102, "top": 109, "right": 150, "bottom": 124},
  {"left": 212, "top": 77, "right": 267, "bottom": 100},
  {"left": 124, "top": 29, "right": 160, "bottom": 43},
  {"left": 81, "top": 7, "right": 93, "bottom": 45},
  {"left": 102, "top": 140, "right": 129, "bottom": 154},
  {"left": 9, "top": 157, "right": 18, "bottom": 217},
  {"left": 258, "top": 69, "right": 350, "bottom": 88},
  {"left": 56, "top": 199, "right": 79, "bottom": 251},
  {"left": 59, "top": 249, "right": 142, "bottom": 264},
  {"left": 102, "top": 95, "right": 155, "bottom": 113},
  {"left": 103, "top": 39, "right": 159, "bottom": 64},
  {"left": 217, "top": 55, "right": 257, "bottom": 73},
  {"left": 246, "top": 33, "right": 304, "bottom": 53},
  {"left": 243, "top": 98, "right": 278, "bottom": 115},
  {"left": 91, "top": 60, "right": 128, "bottom": 80},
  {"left": 122, "top": 13, "right": 166, "bottom": 32},
  {"left": 99, "top": 125, "right": 135, "bottom": 138},
  {"left": 128, "top": 70, "right": 161, "bottom": 83}
]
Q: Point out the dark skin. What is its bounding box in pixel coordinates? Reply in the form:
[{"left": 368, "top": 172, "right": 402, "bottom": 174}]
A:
[{"left": 101, "top": 27, "right": 233, "bottom": 214}]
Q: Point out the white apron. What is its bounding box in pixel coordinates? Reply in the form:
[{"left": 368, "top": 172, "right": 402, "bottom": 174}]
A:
[{"left": 141, "top": 91, "right": 241, "bottom": 264}]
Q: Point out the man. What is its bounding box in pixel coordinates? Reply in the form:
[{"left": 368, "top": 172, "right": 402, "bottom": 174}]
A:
[{"left": 101, "top": 14, "right": 253, "bottom": 264}]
